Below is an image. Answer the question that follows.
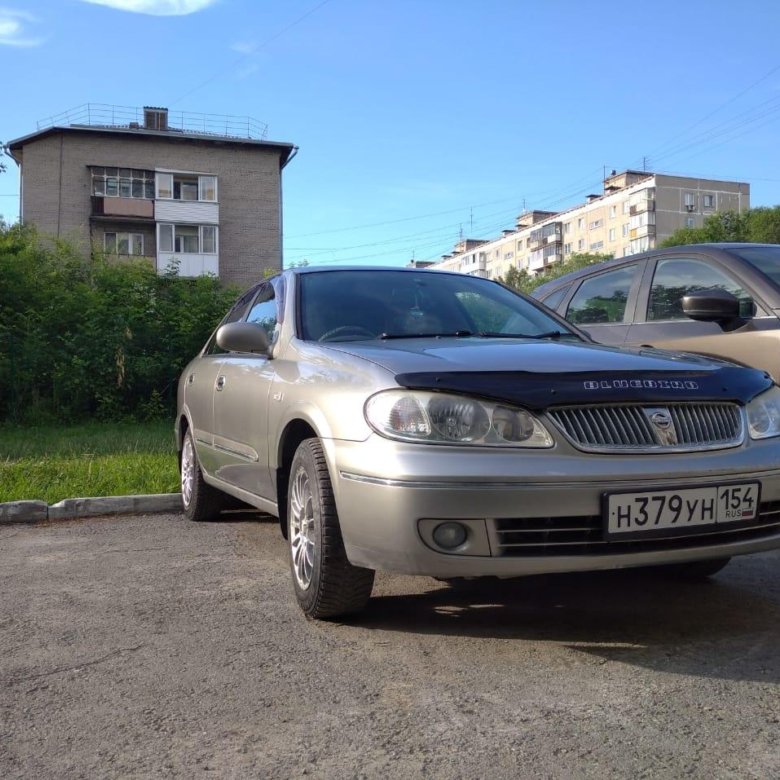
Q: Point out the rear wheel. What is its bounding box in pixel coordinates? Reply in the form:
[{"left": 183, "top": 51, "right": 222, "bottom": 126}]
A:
[
  {"left": 180, "top": 429, "right": 225, "bottom": 522},
  {"left": 288, "top": 438, "right": 374, "bottom": 619}
]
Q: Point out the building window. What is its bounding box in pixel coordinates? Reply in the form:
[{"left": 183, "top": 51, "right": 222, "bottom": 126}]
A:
[
  {"left": 684, "top": 192, "right": 696, "bottom": 210},
  {"left": 686, "top": 217, "right": 695, "bottom": 228},
  {"left": 564, "top": 222, "right": 571, "bottom": 234},
  {"left": 577, "top": 218, "right": 584, "bottom": 230},
  {"left": 158, "top": 223, "right": 218, "bottom": 254},
  {"left": 609, "top": 205, "right": 617, "bottom": 218},
  {"left": 590, "top": 241, "right": 604, "bottom": 251},
  {"left": 563, "top": 243, "right": 572, "bottom": 254},
  {"left": 504, "top": 251, "right": 514, "bottom": 260},
  {"left": 578, "top": 239, "right": 585, "bottom": 250},
  {"left": 589, "top": 219, "right": 603, "bottom": 230},
  {"left": 608, "top": 228, "right": 616, "bottom": 241},
  {"left": 622, "top": 223, "right": 629, "bottom": 237},
  {"left": 105, "top": 232, "right": 144, "bottom": 255},
  {"left": 155, "top": 172, "right": 218, "bottom": 202},
  {"left": 703, "top": 194, "right": 715, "bottom": 209},
  {"left": 92, "top": 167, "right": 154, "bottom": 199},
  {"left": 622, "top": 201, "right": 630, "bottom": 214}
]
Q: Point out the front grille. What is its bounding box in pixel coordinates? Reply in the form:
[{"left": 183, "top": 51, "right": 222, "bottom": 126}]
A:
[
  {"left": 492, "top": 500, "right": 780, "bottom": 557},
  {"left": 547, "top": 402, "right": 742, "bottom": 452}
]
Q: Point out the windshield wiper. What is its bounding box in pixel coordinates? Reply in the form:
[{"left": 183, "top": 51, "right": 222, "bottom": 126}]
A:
[
  {"left": 477, "top": 330, "right": 577, "bottom": 340},
  {"left": 379, "top": 330, "right": 474, "bottom": 340}
]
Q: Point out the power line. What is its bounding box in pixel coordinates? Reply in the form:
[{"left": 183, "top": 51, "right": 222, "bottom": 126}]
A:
[
  {"left": 641, "top": 62, "right": 780, "bottom": 164},
  {"left": 649, "top": 94, "right": 780, "bottom": 168},
  {"left": 170, "top": 0, "right": 334, "bottom": 106}
]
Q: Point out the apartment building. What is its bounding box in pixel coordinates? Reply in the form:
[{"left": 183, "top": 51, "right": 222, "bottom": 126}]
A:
[
  {"left": 433, "top": 171, "right": 749, "bottom": 280},
  {"left": 7, "top": 104, "right": 296, "bottom": 287}
]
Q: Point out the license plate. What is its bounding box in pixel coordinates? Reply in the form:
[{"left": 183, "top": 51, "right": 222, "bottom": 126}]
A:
[{"left": 605, "top": 482, "right": 760, "bottom": 538}]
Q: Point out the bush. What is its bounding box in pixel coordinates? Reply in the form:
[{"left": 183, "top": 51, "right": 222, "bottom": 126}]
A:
[{"left": 0, "top": 224, "right": 241, "bottom": 423}]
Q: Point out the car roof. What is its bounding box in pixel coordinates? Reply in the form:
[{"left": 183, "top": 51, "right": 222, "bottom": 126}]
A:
[
  {"left": 532, "top": 243, "right": 779, "bottom": 298},
  {"left": 289, "top": 264, "right": 458, "bottom": 275}
]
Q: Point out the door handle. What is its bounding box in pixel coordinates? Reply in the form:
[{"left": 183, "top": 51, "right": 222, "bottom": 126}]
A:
[{"left": 216, "top": 375, "right": 226, "bottom": 391}]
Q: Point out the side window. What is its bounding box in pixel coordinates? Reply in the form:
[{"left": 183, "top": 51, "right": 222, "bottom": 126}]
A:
[
  {"left": 204, "top": 285, "right": 260, "bottom": 355},
  {"left": 539, "top": 284, "right": 571, "bottom": 312},
  {"left": 566, "top": 265, "right": 637, "bottom": 325},
  {"left": 246, "top": 284, "right": 278, "bottom": 341},
  {"left": 647, "top": 259, "right": 747, "bottom": 321}
]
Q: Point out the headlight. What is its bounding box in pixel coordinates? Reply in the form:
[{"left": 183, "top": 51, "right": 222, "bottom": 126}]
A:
[
  {"left": 365, "top": 390, "right": 553, "bottom": 447},
  {"left": 746, "top": 386, "right": 780, "bottom": 439}
]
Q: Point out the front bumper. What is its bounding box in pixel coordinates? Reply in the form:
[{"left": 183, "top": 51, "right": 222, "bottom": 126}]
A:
[{"left": 324, "top": 435, "right": 780, "bottom": 576}]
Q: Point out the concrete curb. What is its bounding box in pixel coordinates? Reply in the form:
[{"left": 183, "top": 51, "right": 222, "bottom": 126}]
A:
[{"left": 0, "top": 493, "right": 182, "bottom": 525}]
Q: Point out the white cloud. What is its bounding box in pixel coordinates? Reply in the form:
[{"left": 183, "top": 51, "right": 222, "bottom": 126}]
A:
[
  {"left": 79, "top": 0, "right": 218, "bottom": 16},
  {"left": 0, "top": 7, "right": 43, "bottom": 47},
  {"left": 231, "top": 41, "right": 257, "bottom": 55}
]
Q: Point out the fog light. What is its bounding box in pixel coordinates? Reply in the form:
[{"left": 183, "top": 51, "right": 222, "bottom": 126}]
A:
[{"left": 432, "top": 522, "right": 468, "bottom": 550}]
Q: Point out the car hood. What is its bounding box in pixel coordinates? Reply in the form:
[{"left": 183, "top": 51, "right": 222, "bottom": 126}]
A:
[{"left": 323, "top": 337, "right": 772, "bottom": 409}]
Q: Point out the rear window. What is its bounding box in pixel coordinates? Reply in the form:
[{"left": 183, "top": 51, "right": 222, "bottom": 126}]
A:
[{"left": 730, "top": 246, "right": 780, "bottom": 289}]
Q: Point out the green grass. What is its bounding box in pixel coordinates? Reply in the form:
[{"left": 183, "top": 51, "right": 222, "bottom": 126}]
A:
[{"left": 0, "top": 421, "right": 180, "bottom": 503}]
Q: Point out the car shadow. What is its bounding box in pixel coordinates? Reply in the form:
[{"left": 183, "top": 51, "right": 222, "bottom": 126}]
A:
[
  {"left": 348, "top": 565, "right": 780, "bottom": 683},
  {"left": 215, "top": 509, "right": 276, "bottom": 524}
]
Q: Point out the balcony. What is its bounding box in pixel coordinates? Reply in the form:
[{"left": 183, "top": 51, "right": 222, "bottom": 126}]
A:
[
  {"left": 528, "top": 252, "right": 545, "bottom": 272},
  {"left": 629, "top": 199, "right": 655, "bottom": 216},
  {"left": 629, "top": 224, "right": 656, "bottom": 240},
  {"left": 157, "top": 252, "right": 218, "bottom": 277},
  {"left": 91, "top": 196, "right": 154, "bottom": 221}
]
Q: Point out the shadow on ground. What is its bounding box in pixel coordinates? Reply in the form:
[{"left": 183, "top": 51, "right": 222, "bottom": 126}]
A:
[{"left": 345, "top": 564, "right": 780, "bottom": 683}]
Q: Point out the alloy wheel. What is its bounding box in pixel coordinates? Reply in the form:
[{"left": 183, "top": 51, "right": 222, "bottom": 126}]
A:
[
  {"left": 290, "top": 465, "right": 316, "bottom": 589},
  {"left": 181, "top": 435, "right": 195, "bottom": 508}
]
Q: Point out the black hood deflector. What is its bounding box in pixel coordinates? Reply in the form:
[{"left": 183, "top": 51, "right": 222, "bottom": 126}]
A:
[{"left": 394, "top": 366, "right": 773, "bottom": 411}]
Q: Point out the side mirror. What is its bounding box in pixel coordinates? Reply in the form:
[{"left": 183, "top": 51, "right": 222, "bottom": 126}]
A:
[
  {"left": 216, "top": 322, "right": 271, "bottom": 354},
  {"left": 681, "top": 289, "right": 746, "bottom": 325}
]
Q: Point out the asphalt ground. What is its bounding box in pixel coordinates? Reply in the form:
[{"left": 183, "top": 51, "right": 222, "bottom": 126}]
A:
[{"left": 1, "top": 511, "right": 779, "bottom": 779}]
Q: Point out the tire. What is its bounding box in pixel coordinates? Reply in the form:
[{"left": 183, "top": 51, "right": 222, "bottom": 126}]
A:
[
  {"left": 180, "top": 429, "right": 226, "bottom": 522},
  {"left": 656, "top": 557, "right": 731, "bottom": 580},
  {"left": 288, "top": 438, "right": 375, "bottom": 619}
]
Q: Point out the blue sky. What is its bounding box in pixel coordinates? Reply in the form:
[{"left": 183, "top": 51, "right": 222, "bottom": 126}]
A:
[{"left": 2, "top": 0, "right": 780, "bottom": 267}]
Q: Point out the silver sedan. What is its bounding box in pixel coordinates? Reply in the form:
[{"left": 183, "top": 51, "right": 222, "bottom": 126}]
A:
[{"left": 176, "top": 267, "right": 780, "bottom": 619}]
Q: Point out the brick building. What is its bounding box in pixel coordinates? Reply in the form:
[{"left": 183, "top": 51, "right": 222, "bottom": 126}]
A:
[{"left": 7, "top": 104, "right": 296, "bottom": 288}]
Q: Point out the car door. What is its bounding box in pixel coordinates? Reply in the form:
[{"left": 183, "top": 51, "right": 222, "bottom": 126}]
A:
[
  {"left": 211, "top": 280, "right": 280, "bottom": 500},
  {"left": 624, "top": 255, "right": 777, "bottom": 371},
  {"left": 562, "top": 262, "right": 643, "bottom": 346},
  {"left": 183, "top": 285, "right": 260, "bottom": 476}
]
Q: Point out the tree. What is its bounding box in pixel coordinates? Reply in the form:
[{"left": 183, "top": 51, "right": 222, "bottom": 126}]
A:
[
  {"left": 661, "top": 207, "right": 780, "bottom": 247},
  {"left": 500, "top": 252, "right": 613, "bottom": 295},
  {"left": 746, "top": 206, "right": 780, "bottom": 244}
]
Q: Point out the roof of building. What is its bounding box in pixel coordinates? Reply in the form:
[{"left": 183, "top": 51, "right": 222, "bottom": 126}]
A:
[{"left": 7, "top": 124, "right": 297, "bottom": 166}]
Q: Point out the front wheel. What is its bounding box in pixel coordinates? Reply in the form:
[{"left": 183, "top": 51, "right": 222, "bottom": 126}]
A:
[{"left": 288, "top": 438, "right": 374, "bottom": 619}]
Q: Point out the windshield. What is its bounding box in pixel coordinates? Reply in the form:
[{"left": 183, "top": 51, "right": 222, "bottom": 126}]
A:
[
  {"left": 298, "top": 270, "right": 579, "bottom": 342},
  {"left": 730, "top": 246, "right": 780, "bottom": 289}
]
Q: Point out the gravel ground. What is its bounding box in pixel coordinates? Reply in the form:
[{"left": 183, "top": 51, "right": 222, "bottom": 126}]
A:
[{"left": 1, "top": 512, "right": 779, "bottom": 779}]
